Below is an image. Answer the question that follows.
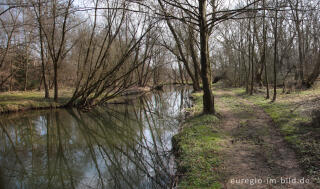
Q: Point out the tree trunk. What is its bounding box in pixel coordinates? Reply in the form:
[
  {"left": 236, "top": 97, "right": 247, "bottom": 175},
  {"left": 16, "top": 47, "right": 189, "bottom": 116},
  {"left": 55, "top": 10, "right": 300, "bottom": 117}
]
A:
[
  {"left": 54, "top": 61, "right": 58, "bottom": 102},
  {"left": 290, "top": 0, "right": 304, "bottom": 82},
  {"left": 247, "top": 17, "right": 251, "bottom": 94},
  {"left": 250, "top": 26, "right": 255, "bottom": 95},
  {"left": 297, "top": 20, "right": 304, "bottom": 82},
  {"left": 188, "top": 26, "right": 201, "bottom": 91},
  {"left": 272, "top": 0, "right": 278, "bottom": 102},
  {"left": 38, "top": 74, "right": 42, "bottom": 91},
  {"left": 9, "top": 60, "right": 13, "bottom": 91},
  {"left": 262, "top": 0, "right": 270, "bottom": 99},
  {"left": 193, "top": 60, "right": 201, "bottom": 91},
  {"left": 24, "top": 59, "right": 28, "bottom": 91},
  {"left": 303, "top": 52, "right": 320, "bottom": 88},
  {"left": 38, "top": 0, "right": 49, "bottom": 98},
  {"left": 178, "top": 61, "right": 185, "bottom": 84},
  {"left": 199, "top": 0, "right": 215, "bottom": 114},
  {"left": 250, "top": 3, "right": 256, "bottom": 95}
]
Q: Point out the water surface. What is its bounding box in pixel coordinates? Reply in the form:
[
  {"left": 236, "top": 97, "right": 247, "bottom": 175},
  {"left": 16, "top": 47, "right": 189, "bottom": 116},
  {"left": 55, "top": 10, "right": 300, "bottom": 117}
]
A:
[{"left": 0, "top": 86, "right": 192, "bottom": 189}]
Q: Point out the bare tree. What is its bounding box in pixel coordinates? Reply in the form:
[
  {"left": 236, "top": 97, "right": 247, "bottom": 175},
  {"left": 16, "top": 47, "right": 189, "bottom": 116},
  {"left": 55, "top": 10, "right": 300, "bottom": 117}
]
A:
[
  {"left": 66, "top": 0, "right": 156, "bottom": 108},
  {"left": 32, "top": 0, "right": 75, "bottom": 101},
  {"left": 157, "top": 4, "right": 201, "bottom": 92},
  {"left": 0, "top": 3, "right": 21, "bottom": 89},
  {"left": 155, "top": 0, "right": 263, "bottom": 114}
]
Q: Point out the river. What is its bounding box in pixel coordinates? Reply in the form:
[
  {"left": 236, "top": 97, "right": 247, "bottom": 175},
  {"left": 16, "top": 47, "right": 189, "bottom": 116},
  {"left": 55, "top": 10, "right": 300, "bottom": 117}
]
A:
[{"left": 0, "top": 86, "right": 192, "bottom": 189}]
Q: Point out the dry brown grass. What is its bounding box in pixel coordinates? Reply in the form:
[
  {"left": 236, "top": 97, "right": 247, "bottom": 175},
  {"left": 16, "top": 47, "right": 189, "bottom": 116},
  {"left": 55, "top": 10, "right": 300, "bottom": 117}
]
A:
[{"left": 0, "top": 89, "right": 73, "bottom": 113}]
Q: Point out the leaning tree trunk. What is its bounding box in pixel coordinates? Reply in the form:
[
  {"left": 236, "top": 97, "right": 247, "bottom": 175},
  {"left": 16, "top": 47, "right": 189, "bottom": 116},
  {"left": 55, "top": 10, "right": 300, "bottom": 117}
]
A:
[
  {"left": 303, "top": 52, "right": 320, "bottom": 88},
  {"left": 199, "top": 0, "right": 215, "bottom": 114}
]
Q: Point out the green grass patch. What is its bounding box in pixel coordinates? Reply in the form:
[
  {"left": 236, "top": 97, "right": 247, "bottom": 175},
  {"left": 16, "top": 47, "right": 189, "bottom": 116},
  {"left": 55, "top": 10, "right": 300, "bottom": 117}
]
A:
[{"left": 173, "top": 92, "right": 227, "bottom": 188}]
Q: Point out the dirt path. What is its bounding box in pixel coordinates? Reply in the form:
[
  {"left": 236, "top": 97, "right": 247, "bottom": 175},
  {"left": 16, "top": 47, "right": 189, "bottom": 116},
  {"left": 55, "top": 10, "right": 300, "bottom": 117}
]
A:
[{"left": 215, "top": 89, "right": 315, "bottom": 189}]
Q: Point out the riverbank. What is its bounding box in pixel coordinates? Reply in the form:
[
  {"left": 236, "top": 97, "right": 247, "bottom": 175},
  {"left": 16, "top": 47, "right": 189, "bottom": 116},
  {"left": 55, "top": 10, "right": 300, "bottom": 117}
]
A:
[
  {"left": 174, "top": 87, "right": 320, "bottom": 188},
  {"left": 173, "top": 92, "right": 227, "bottom": 188},
  {"left": 0, "top": 89, "right": 73, "bottom": 114},
  {"left": 0, "top": 87, "right": 154, "bottom": 114}
]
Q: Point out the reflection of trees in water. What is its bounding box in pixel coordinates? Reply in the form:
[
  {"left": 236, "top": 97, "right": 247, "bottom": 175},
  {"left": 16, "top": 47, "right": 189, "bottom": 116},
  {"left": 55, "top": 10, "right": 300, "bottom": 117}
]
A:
[
  {"left": 0, "top": 111, "right": 84, "bottom": 189},
  {"left": 0, "top": 87, "right": 191, "bottom": 189}
]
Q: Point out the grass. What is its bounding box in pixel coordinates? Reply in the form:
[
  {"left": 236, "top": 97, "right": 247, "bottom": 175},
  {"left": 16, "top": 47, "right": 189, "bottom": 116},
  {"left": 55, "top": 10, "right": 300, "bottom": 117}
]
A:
[
  {"left": 174, "top": 86, "right": 320, "bottom": 187},
  {"left": 0, "top": 86, "right": 151, "bottom": 114},
  {"left": 231, "top": 87, "right": 320, "bottom": 184},
  {"left": 0, "top": 89, "right": 73, "bottom": 114},
  {"left": 214, "top": 90, "right": 255, "bottom": 119},
  {"left": 173, "top": 92, "right": 227, "bottom": 189}
]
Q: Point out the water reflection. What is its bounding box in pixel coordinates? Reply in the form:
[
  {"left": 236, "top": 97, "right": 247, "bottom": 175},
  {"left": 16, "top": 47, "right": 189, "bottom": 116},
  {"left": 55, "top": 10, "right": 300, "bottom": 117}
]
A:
[{"left": 0, "top": 86, "right": 192, "bottom": 189}]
